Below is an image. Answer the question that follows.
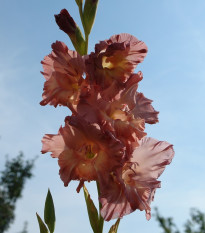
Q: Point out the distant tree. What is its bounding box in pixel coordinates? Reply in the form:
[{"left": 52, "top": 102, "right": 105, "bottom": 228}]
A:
[
  {"left": 0, "top": 153, "right": 35, "bottom": 233},
  {"left": 154, "top": 207, "right": 180, "bottom": 233},
  {"left": 154, "top": 207, "right": 205, "bottom": 233},
  {"left": 184, "top": 208, "right": 205, "bottom": 233}
]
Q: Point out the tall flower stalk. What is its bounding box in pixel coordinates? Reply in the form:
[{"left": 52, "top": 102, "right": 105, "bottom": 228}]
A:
[{"left": 37, "top": 1, "right": 174, "bottom": 233}]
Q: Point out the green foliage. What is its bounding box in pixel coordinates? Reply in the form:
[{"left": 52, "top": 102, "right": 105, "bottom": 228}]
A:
[
  {"left": 184, "top": 208, "right": 205, "bottom": 233},
  {"left": 0, "top": 153, "right": 34, "bottom": 202},
  {"left": 108, "top": 219, "right": 120, "bottom": 233},
  {"left": 83, "top": 185, "right": 99, "bottom": 233},
  {"left": 75, "top": 0, "right": 83, "bottom": 7},
  {"left": 36, "top": 189, "right": 56, "bottom": 233},
  {"left": 75, "top": 0, "right": 99, "bottom": 54},
  {"left": 0, "top": 152, "right": 35, "bottom": 233},
  {"left": 154, "top": 207, "right": 205, "bottom": 233},
  {"left": 36, "top": 213, "right": 49, "bottom": 233},
  {"left": 83, "top": 0, "right": 99, "bottom": 36},
  {"left": 71, "top": 27, "right": 86, "bottom": 55},
  {"left": 44, "top": 189, "right": 56, "bottom": 233},
  {"left": 154, "top": 207, "right": 180, "bottom": 233},
  {"left": 0, "top": 194, "right": 14, "bottom": 233}
]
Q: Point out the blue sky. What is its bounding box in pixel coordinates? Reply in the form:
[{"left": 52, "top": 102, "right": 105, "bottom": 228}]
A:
[{"left": 0, "top": 0, "right": 205, "bottom": 232}]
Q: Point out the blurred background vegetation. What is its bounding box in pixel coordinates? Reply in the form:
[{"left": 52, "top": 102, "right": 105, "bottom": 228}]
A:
[
  {"left": 154, "top": 207, "right": 205, "bottom": 233},
  {"left": 0, "top": 153, "right": 35, "bottom": 233}
]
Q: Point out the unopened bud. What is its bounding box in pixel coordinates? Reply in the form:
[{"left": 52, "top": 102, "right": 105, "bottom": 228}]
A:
[
  {"left": 54, "top": 9, "right": 86, "bottom": 55},
  {"left": 55, "top": 9, "right": 77, "bottom": 35}
]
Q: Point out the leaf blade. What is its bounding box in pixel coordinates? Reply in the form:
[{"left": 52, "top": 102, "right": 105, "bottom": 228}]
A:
[
  {"left": 44, "top": 189, "right": 56, "bottom": 233},
  {"left": 83, "top": 185, "right": 99, "bottom": 233},
  {"left": 108, "top": 219, "right": 121, "bottom": 233},
  {"left": 83, "top": 0, "right": 99, "bottom": 36},
  {"left": 36, "top": 213, "right": 49, "bottom": 233}
]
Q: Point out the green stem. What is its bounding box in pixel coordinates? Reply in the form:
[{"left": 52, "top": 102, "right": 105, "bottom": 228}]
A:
[
  {"left": 78, "top": 2, "right": 85, "bottom": 30},
  {"left": 85, "top": 34, "right": 89, "bottom": 55},
  {"left": 77, "top": 1, "right": 89, "bottom": 54},
  {"left": 97, "top": 182, "right": 104, "bottom": 233}
]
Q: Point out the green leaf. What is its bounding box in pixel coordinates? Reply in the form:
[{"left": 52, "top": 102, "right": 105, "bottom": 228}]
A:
[
  {"left": 83, "top": 185, "right": 99, "bottom": 233},
  {"left": 108, "top": 219, "right": 120, "bottom": 233},
  {"left": 44, "top": 189, "right": 56, "bottom": 233},
  {"left": 83, "top": 0, "right": 99, "bottom": 36},
  {"left": 36, "top": 213, "right": 49, "bottom": 233}
]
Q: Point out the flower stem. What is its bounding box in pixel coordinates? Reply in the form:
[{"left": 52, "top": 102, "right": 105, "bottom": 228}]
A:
[
  {"left": 97, "top": 182, "right": 104, "bottom": 233},
  {"left": 77, "top": 1, "right": 89, "bottom": 55},
  {"left": 85, "top": 34, "right": 89, "bottom": 55}
]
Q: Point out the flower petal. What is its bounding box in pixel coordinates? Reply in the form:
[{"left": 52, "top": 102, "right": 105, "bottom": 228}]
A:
[
  {"left": 114, "top": 118, "right": 146, "bottom": 148},
  {"left": 123, "top": 137, "right": 174, "bottom": 218},
  {"left": 99, "top": 137, "right": 174, "bottom": 221},
  {"left": 132, "top": 92, "right": 159, "bottom": 124},
  {"left": 130, "top": 137, "right": 174, "bottom": 181},
  {"left": 86, "top": 33, "right": 147, "bottom": 98},
  {"left": 40, "top": 41, "right": 85, "bottom": 108},
  {"left": 77, "top": 81, "right": 147, "bottom": 148},
  {"left": 42, "top": 115, "right": 125, "bottom": 187},
  {"left": 100, "top": 174, "right": 132, "bottom": 221},
  {"left": 41, "top": 132, "right": 66, "bottom": 158},
  {"left": 119, "top": 72, "right": 143, "bottom": 109}
]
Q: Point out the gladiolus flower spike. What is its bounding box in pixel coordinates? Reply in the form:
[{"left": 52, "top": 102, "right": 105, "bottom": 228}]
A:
[{"left": 41, "top": 19, "right": 174, "bottom": 229}]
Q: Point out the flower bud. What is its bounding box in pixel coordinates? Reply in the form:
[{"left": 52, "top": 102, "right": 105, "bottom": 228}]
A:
[
  {"left": 55, "top": 9, "right": 86, "bottom": 55},
  {"left": 55, "top": 9, "right": 77, "bottom": 35}
]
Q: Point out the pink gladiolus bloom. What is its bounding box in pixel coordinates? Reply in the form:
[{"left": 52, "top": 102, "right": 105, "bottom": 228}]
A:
[
  {"left": 40, "top": 29, "right": 174, "bottom": 223},
  {"left": 41, "top": 116, "right": 125, "bottom": 190},
  {"left": 77, "top": 72, "right": 147, "bottom": 150},
  {"left": 77, "top": 71, "right": 159, "bottom": 150},
  {"left": 99, "top": 137, "right": 174, "bottom": 221},
  {"left": 40, "top": 41, "right": 85, "bottom": 110},
  {"left": 85, "top": 33, "right": 147, "bottom": 98}
]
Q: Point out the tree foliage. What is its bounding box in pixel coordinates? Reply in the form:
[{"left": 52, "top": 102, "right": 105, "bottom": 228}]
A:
[
  {"left": 0, "top": 152, "right": 35, "bottom": 233},
  {"left": 184, "top": 208, "right": 205, "bottom": 233},
  {"left": 154, "top": 207, "right": 180, "bottom": 233},
  {"left": 154, "top": 207, "right": 205, "bottom": 233}
]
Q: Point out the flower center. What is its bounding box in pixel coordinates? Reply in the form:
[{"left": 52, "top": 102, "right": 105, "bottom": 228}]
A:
[
  {"left": 71, "top": 83, "right": 79, "bottom": 90},
  {"left": 110, "top": 109, "right": 128, "bottom": 121},
  {"left": 122, "top": 163, "right": 136, "bottom": 186},
  {"left": 102, "top": 56, "right": 114, "bottom": 69},
  {"left": 84, "top": 144, "right": 97, "bottom": 159}
]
